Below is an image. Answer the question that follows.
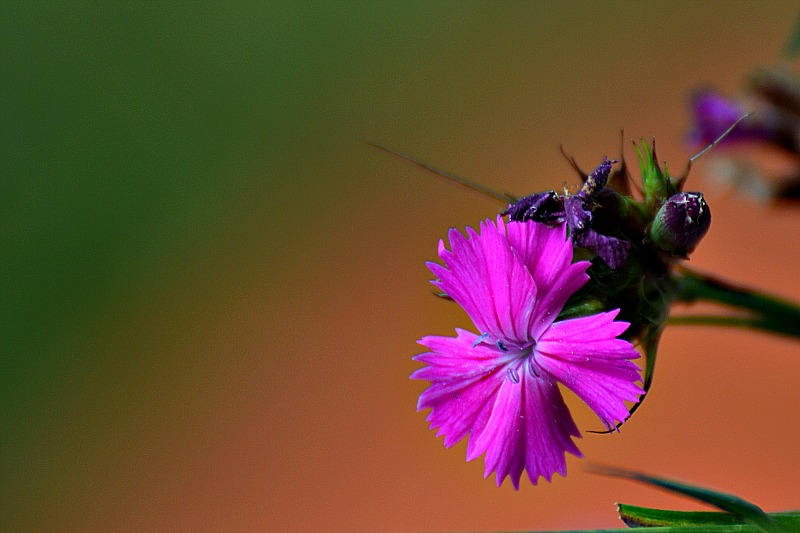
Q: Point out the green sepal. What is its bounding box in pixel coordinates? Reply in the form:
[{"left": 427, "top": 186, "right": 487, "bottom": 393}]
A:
[
  {"left": 557, "top": 297, "right": 606, "bottom": 320},
  {"left": 634, "top": 139, "right": 678, "bottom": 207}
]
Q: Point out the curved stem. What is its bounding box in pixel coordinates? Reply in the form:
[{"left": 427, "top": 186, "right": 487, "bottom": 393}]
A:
[{"left": 672, "top": 266, "right": 800, "bottom": 339}]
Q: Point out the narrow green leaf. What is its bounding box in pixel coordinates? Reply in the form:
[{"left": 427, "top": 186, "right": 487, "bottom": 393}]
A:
[
  {"left": 517, "top": 526, "right": 777, "bottom": 533},
  {"left": 495, "top": 512, "right": 799, "bottom": 532},
  {"left": 618, "top": 505, "right": 800, "bottom": 530},
  {"left": 619, "top": 504, "right": 741, "bottom": 527},
  {"left": 590, "top": 466, "right": 782, "bottom": 533}
]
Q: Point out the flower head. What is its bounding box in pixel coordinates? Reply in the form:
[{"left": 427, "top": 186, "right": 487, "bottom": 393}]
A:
[{"left": 412, "top": 217, "right": 644, "bottom": 488}]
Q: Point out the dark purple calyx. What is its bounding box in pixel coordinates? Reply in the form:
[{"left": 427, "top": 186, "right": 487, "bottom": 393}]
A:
[
  {"left": 565, "top": 195, "right": 631, "bottom": 269},
  {"left": 580, "top": 157, "right": 619, "bottom": 198},
  {"left": 503, "top": 157, "right": 631, "bottom": 269},
  {"left": 502, "top": 190, "right": 565, "bottom": 225}
]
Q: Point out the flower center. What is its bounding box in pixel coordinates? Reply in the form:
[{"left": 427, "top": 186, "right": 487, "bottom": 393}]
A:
[
  {"left": 473, "top": 333, "right": 540, "bottom": 383},
  {"left": 505, "top": 347, "right": 542, "bottom": 383}
]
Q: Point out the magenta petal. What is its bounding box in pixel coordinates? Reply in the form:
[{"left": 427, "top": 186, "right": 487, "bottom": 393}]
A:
[
  {"left": 417, "top": 370, "right": 504, "bottom": 448},
  {"left": 506, "top": 219, "right": 592, "bottom": 339},
  {"left": 537, "top": 313, "right": 644, "bottom": 429},
  {"left": 414, "top": 330, "right": 503, "bottom": 381},
  {"left": 465, "top": 373, "right": 584, "bottom": 489},
  {"left": 413, "top": 331, "right": 507, "bottom": 448},
  {"left": 506, "top": 220, "right": 573, "bottom": 289},
  {"left": 466, "top": 377, "right": 526, "bottom": 487},
  {"left": 529, "top": 261, "right": 590, "bottom": 340},
  {"left": 522, "top": 376, "right": 582, "bottom": 485},
  {"left": 429, "top": 218, "right": 537, "bottom": 344}
]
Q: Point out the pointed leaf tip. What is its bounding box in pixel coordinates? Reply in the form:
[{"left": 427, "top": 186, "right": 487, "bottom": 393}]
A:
[{"left": 590, "top": 465, "right": 782, "bottom": 533}]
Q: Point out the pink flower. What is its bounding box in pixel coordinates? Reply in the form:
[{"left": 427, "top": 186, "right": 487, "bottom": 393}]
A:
[{"left": 412, "top": 217, "right": 644, "bottom": 488}]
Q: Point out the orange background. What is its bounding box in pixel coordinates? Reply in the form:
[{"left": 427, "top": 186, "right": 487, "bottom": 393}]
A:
[{"left": 3, "top": 2, "right": 799, "bottom": 531}]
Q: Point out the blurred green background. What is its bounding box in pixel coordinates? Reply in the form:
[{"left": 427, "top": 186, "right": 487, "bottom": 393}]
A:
[{"left": 3, "top": 2, "right": 799, "bottom": 531}]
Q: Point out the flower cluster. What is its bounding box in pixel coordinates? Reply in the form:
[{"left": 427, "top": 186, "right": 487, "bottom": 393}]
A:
[{"left": 412, "top": 138, "right": 718, "bottom": 488}]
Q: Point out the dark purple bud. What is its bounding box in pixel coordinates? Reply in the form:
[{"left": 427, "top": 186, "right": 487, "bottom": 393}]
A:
[
  {"left": 650, "top": 192, "right": 711, "bottom": 257},
  {"left": 581, "top": 157, "right": 619, "bottom": 197},
  {"left": 564, "top": 195, "right": 630, "bottom": 269},
  {"left": 502, "top": 190, "right": 565, "bottom": 224}
]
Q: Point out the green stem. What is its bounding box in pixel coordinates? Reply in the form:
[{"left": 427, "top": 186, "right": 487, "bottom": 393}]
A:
[
  {"left": 667, "top": 316, "right": 760, "bottom": 329},
  {"left": 673, "top": 267, "right": 800, "bottom": 339}
]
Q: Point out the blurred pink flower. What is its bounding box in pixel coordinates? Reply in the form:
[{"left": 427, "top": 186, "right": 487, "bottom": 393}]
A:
[
  {"left": 689, "top": 89, "right": 779, "bottom": 148},
  {"left": 412, "top": 217, "right": 643, "bottom": 488}
]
